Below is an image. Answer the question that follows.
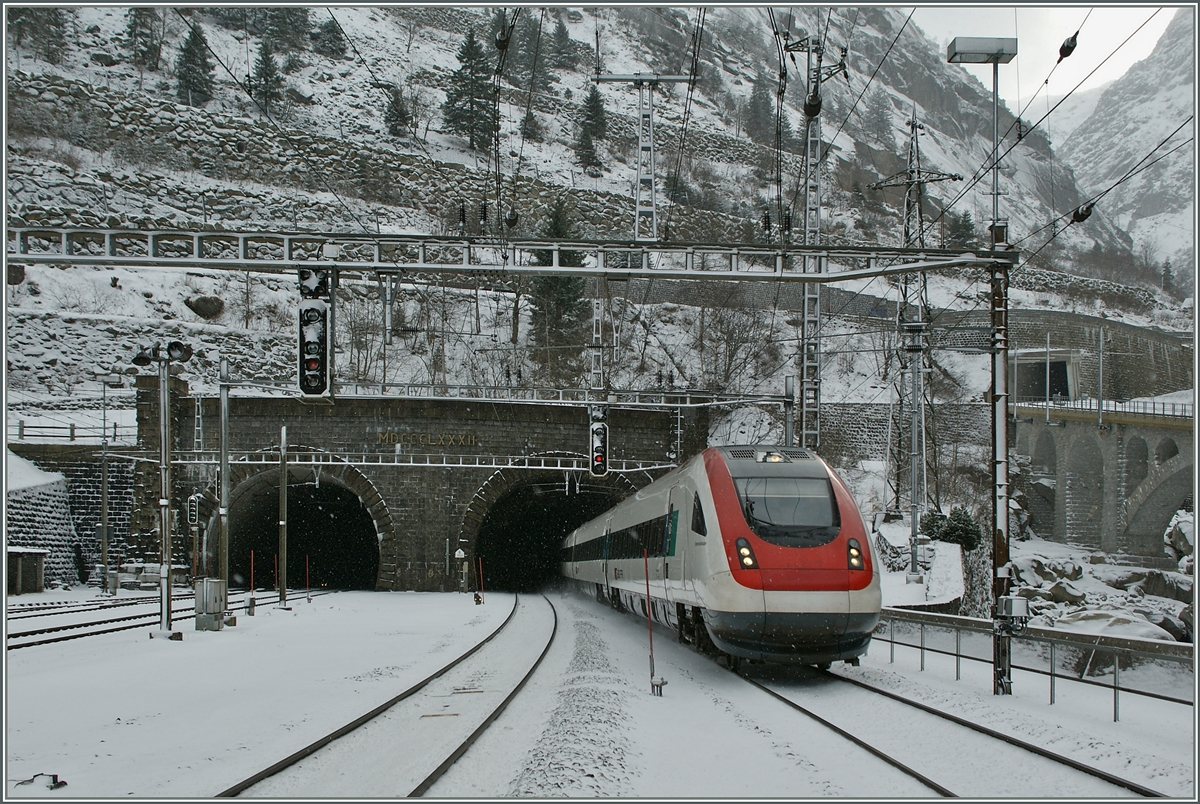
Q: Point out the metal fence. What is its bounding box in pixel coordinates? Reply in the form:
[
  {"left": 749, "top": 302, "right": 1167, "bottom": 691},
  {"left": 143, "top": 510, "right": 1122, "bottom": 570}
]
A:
[
  {"left": 9, "top": 421, "right": 127, "bottom": 442},
  {"left": 876, "top": 607, "right": 1193, "bottom": 721},
  {"left": 1012, "top": 398, "right": 1193, "bottom": 419}
]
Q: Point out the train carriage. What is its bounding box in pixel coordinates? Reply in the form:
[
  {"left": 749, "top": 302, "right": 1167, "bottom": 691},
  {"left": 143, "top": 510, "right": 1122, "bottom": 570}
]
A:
[{"left": 561, "top": 445, "right": 881, "bottom": 666}]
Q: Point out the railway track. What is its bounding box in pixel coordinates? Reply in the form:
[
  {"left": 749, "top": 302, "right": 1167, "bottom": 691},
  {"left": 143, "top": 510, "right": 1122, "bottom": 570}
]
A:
[
  {"left": 6, "top": 590, "right": 335, "bottom": 649},
  {"left": 219, "top": 593, "right": 557, "bottom": 798},
  {"left": 739, "top": 666, "right": 1165, "bottom": 798}
]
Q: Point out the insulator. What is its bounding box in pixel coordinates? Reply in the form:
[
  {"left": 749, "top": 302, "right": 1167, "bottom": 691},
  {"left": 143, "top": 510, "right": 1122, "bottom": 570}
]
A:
[
  {"left": 495, "top": 32, "right": 509, "bottom": 51},
  {"left": 1071, "top": 203, "right": 1094, "bottom": 223},
  {"left": 505, "top": 208, "right": 519, "bottom": 228},
  {"left": 783, "top": 212, "right": 792, "bottom": 231},
  {"left": 803, "top": 93, "right": 822, "bottom": 118},
  {"left": 479, "top": 201, "right": 488, "bottom": 223},
  {"left": 458, "top": 203, "right": 466, "bottom": 225},
  {"left": 1058, "top": 31, "right": 1078, "bottom": 63},
  {"left": 762, "top": 212, "right": 771, "bottom": 233}
]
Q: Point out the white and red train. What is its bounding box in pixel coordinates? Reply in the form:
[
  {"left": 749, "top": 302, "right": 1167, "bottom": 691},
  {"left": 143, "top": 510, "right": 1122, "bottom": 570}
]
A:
[{"left": 560, "top": 445, "right": 881, "bottom": 666}]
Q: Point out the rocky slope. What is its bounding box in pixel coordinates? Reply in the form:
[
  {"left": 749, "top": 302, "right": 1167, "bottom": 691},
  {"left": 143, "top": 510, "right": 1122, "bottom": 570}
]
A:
[{"left": 1059, "top": 7, "right": 1195, "bottom": 279}]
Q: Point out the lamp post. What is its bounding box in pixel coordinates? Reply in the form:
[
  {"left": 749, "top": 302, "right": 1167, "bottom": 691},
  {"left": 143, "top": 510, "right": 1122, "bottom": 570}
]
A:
[
  {"left": 133, "top": 340, "right": 193, "bottom": 638},
  {"left": 947, "top": 36, "right": 1023, "bottom": 695},
  {"left": 95, "top": 372, "right": 124, "bottom": 595}
]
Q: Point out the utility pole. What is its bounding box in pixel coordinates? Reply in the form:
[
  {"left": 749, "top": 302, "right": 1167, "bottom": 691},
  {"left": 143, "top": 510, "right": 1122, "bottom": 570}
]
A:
[
  {"left": 872, "top": 109, "right": 960, "bottom": 520},
  {"left": 278, "top": 425, "right": 288, "bottom": 608},
  {"left": 782, "top": 30, "right": 845, "bottom": 451},
  {"left": 593, "top": 72, "right": 692, "bottom": 242}
]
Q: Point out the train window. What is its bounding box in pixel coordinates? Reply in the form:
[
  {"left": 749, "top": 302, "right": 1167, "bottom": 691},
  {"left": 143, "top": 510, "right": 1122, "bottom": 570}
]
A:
[
  {"left": 691, "top": 492, "right": 707, "bottom": 536},
  {"left": 733, "top": 477, "right": 841, "bottom": 547}
]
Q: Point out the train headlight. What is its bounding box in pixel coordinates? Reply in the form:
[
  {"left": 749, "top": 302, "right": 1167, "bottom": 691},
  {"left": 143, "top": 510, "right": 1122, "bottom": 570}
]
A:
[
  {"left": 735, "top": 538, "right": 758, "bottom": 569},
  {"left": 848, "top": 538, "right": 864, "bottom": 570}
]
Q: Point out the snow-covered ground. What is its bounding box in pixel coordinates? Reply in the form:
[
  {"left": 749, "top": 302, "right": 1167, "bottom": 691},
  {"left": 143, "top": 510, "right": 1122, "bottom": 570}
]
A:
[{"left": 4, "top": 588, "right": 1193, "bottom": 799}]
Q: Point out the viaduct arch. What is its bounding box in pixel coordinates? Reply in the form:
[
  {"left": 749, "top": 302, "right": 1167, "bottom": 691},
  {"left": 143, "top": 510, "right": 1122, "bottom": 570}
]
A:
[{"left": 1014, "top": 411, "right": 1193, "bottom": 559}]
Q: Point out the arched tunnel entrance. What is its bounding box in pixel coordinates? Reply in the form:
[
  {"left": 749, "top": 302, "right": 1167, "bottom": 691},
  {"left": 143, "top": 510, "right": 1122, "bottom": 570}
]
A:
[
  {"left": 227, "top": 470, "right": 379, "bottom": 591},
  {"left": 474, "top": 476, "right": 628, "bottom": 593}
]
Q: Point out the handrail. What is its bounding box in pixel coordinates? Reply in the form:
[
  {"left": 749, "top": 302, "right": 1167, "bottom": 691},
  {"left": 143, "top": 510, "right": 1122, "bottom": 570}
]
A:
[{"left": 1012, "top": 399, "right": 1193, "bottom": 420}]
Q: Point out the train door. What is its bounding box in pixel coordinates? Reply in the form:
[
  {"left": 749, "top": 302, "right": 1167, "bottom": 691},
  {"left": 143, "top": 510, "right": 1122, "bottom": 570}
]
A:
[{"left": 667, "top": 484, "right": 689, "bottom": 599}]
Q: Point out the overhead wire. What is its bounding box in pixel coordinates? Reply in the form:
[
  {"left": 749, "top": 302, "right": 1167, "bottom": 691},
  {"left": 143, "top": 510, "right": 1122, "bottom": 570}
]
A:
[
  {"left": 661, "top": 7, "right": 707, "bottom": 240},
  {"left": 928, "top": 8, "right": 1164, "bottom": 233}
]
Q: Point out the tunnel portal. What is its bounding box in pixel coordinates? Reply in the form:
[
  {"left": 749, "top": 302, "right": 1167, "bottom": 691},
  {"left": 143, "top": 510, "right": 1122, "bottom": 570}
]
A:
[
  {"left": 228, "top": 473, "right": 379, "bottom": 591},
  {"left": 475, "top": 479, "right": 622, "bottom": 593}
]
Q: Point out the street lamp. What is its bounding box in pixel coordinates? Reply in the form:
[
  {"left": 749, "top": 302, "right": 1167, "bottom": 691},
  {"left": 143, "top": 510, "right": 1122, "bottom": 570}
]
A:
[
  {"left": 94, "top": 372, "right": 124, "bottom": 596},
  {"left": 133, "top": 340, "right": 193, "bottom": 638},
  {"left": 946, "top": 37, "right": 1016, "bottom": 248},
  {"left": 947, "top": 36, "right": 1020, "bottom": 696}
]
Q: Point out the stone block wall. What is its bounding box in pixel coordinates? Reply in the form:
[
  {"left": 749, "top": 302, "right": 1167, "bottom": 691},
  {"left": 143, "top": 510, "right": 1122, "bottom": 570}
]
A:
[{"left": 5, "top": 479, "right": 80, "bottom": 584}]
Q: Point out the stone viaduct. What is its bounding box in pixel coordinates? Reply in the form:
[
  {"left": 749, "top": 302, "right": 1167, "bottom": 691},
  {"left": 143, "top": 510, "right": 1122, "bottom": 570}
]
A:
[{"left": 1013, "top": 406, "right": 1193, "bottom": 559}]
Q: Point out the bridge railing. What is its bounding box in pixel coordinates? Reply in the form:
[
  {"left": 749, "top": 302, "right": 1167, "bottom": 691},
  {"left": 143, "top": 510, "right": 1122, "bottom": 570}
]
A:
[
  {"left": 332, "top": 381, "right": 778, "bottom": 408},
  {"left": 1012, "top": 397, "right": 1193, "bottom": 420},
  {"left": 877, "top": 607, "right": 1193, "bottom": 721}
]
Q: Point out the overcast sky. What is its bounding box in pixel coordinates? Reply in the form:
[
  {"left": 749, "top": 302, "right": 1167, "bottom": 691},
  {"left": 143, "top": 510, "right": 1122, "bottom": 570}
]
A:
[{"left": 910, "top": 5, "right": 1180, "bottom": 112}]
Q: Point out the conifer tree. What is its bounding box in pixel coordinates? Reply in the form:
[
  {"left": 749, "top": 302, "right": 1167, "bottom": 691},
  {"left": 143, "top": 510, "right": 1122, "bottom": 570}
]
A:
[
  {"left": 312, "top": 18, "right": 346, "bottom": 58},
  {"left": 944, "top": 210, "right": 977, "bottom": 250},
  {"left": 441, "top": 30, "right": 498, "bottom": 151},
  {"left": 511, "top": 15, "right": 554, "bottom": 94},
  {"left": 549, "top": 15, "right": 576, "bottom": 69},
  {"left": 1162, "top": 258, "right": 1174, "bottom": 294},
  {"left": 581, "top": 84, "right": 607, "bottom": 140},
  {"left": 863, "top": 86, "right": 896, "bottom": 150},
  {"left": 384, "top": 87, "right": 411, "bottom": 136},
  {"left": 9, "top": 7, "right": 68, "bottom": 64},
  {"left": 575, "top": 124, "right": 601, "bottom": 169},
  {"left": 125, "top": 7, "right": 162, "bottom": 71},
  {"left": 175, "top": 23, "right": 215, "bottom": 106},
  {"left": 520, "top": 107, "right": 544, "bottom": 142},
  {"left": 530, "top": 197, "right": 588, "bottom": 386},
  {"left": 932, "top": 506, "right": 981, "bottom": 551},
  {"left": 251, "top": 43, "right": 285, "bottom": 116},
  {"left": 264, "top": 8, "right": 310, "bottom": 53},
  {"left": 744, "top": 74, "right": 774, "bottom": 144}
]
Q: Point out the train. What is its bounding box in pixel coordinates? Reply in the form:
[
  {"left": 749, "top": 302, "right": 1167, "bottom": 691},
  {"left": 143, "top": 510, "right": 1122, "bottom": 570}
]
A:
[{"left": 560, "top": 445, "right": 881, "bottom": 668}]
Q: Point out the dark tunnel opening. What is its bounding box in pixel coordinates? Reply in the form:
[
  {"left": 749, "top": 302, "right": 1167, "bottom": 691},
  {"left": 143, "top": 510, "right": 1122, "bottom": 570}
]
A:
[
  {"left": 228, "top": 477, "right": 379, "bottom": 591},
  {"left": 476, "top": 481, "right": 621, "bottom": 593}
]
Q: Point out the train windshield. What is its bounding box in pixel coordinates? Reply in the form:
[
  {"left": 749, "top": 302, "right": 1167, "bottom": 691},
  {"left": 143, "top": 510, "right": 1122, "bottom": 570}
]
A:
[{"left": 734, "top": 476, "right": 841, "bottom": 547}]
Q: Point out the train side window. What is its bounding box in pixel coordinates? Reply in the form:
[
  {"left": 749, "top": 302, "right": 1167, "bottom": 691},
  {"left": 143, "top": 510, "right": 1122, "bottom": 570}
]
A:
[{"left": 691, "top": 492, "right": 707, "bottom": 536}]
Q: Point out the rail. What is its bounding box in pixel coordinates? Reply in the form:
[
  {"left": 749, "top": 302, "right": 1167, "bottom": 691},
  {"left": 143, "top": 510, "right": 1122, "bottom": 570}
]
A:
[{"left": 876, "top": 607, "right": 1193, "bottom": 721}]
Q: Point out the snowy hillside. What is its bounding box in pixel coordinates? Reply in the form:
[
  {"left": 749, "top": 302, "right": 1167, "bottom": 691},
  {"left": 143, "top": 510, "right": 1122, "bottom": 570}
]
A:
[
  {"left": 1059, "top": 7, "right": 1195, "bottom": 278},
  {"left": 5, "top": 5, "right": 1192, "bottom": 441},
  {"left": 1046, "top": 82, "right": 1111, "bottom": 144}
]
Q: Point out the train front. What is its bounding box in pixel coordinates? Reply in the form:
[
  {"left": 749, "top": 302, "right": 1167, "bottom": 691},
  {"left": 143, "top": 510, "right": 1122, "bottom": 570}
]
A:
[{"left": 701, "top": 446, "right": 882, "bottom": 664}]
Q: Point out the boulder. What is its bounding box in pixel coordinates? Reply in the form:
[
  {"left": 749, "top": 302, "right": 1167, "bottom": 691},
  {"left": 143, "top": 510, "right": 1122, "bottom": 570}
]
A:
[
  {"left": 184, "top": 295, "right": 224, "bottom": 320},
  {"left": 90, "top": 52, "right": 119, "bottom": 67},
  {"left": 1134, "top": 570, "right": 1193, "bottom": 604},
  {"left": 1046, "top": 579, "right": 1086, "bottom": 604},
  {"left": 1139, "top": 610, "right": 1191, "bottom": 642}
]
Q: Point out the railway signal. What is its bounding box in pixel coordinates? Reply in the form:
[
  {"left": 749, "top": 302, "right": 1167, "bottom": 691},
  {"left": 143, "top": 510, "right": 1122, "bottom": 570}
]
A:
[
  {"left": 297, "top": 267, "right": 330, "bottom": 299},
  {"left": 187, "top": 494, "right": 199, "bottom": 525},
  {"left": 298, "top": 299, "right": 329, "bottom": 397},
  {"left": 590, "top": 421, "right": 609, "bottom": 477},
  {"left": 297, "top": 267, "right": 331, "bottom": 397}
]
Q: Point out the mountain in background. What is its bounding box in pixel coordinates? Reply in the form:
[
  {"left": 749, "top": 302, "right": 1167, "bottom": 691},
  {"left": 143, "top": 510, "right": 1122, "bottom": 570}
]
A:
[
  {"left": 1059, "top": 6, "right": 1194, "bottom": 285},
  {"left": 1047, "top": 82, "right": 1112, "bottom": 143}
]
